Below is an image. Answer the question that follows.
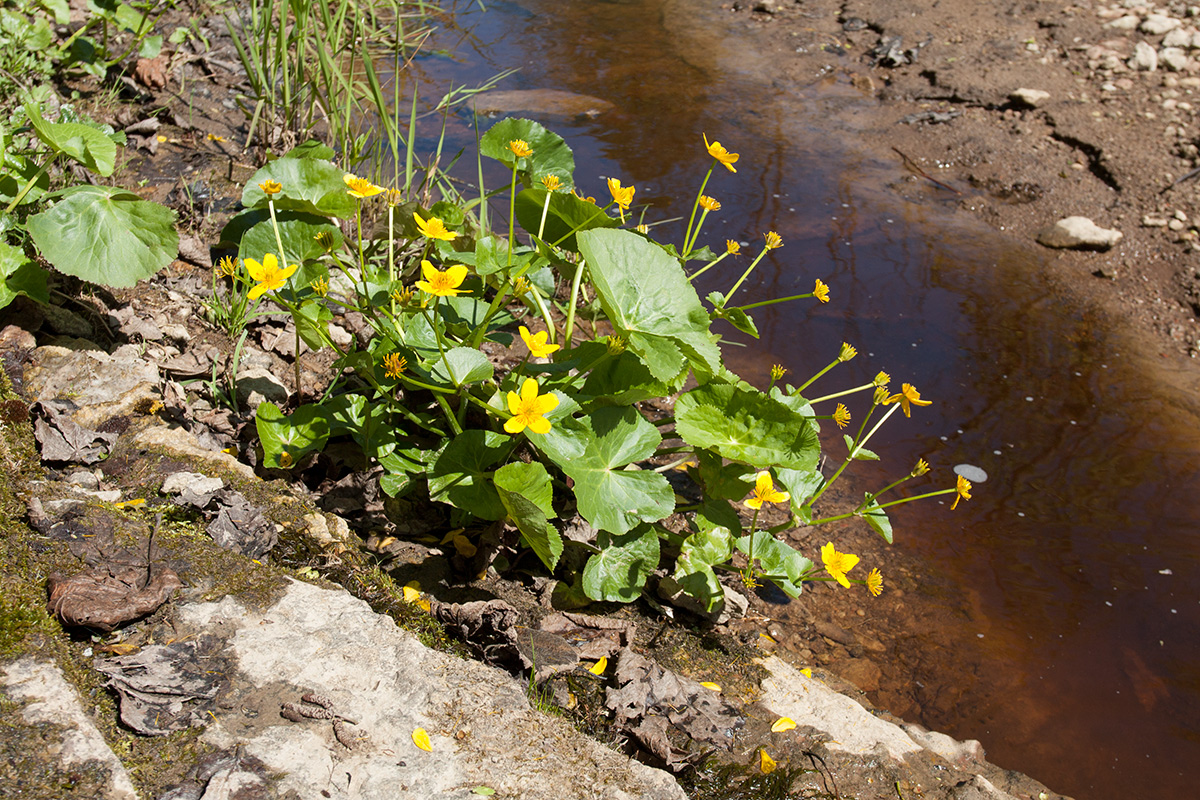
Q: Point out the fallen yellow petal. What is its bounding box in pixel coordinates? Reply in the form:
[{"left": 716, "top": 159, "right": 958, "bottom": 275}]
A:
[
  {"left": 589, "top": 657, "right": 608, "bottom": 675},
  {"left": 800, "top": 668, "right": 813, "bottom": 679},
  {"left": 412, "top": 727, "right": 432, "bottom": 751},
  {"left": 759, "top": 749, "right": 777, "bottom": 774},
  {"left": 771, "top": 717, "right": 797, "bottom": 733},
  {"left": 114, "top": 499, "right": 145, "bottom": 509},
  {"left": 418, "top": 599, "right": 431, "bottom": 612},
  {"left": 402, "top": 586, "right": 421, "bottom": 604},
  {"left": 700, "top": 682, "right": 722, "bottom": 692}
]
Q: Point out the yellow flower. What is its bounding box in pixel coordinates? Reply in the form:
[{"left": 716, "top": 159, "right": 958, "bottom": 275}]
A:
[
  {"left": 607, "top": 177, "right": 635, "bottom": 212},
  {"left": 911, "top": 458, "right": 930, "bottom": 477},
  {"left": 744, "top": 471, "right": 789, "bottom": 509},
  {"left": 392, "top": 286, "right": 414, "bottom": 306},
  {"left": 216, "top": 256, "right": 237, "bottom": 277},
  {"left": 508, "top": 139, "right": 533, "bottom": 158},
  {"left": 873, "top": 370, "right": 891, "bottom": 387},
  {"left": 813, "top": 278, "right": 830, "bottom": 303},
  {"left": 635, "top": 223, "right": 649, "bottom": 234},
  {"left": 511, "top": 276, "right": 531, "bottom": 296},
  {"left": 726, "top": 239, "right": 741, "bottom": 255},
  {"left": 951, "top": 474, "right": 972, "bottom": 510},
  {"left": 833, "top": 403, "right": 851, "bottom": 429},
  {"left": 770, "top": 364, "right": 787, "bottom": 381},
  {"left": 873, "top": 385, "right": 891, "bottom": 405},
  {"left": 504, "top": 378, "right": 559, "bottom": 435},
  {"left": 589, "top": 657, "right": 608, "bottom": 676},
  {"left": 885, "top": 383, "right": 933, "bottom": 418},
  {"left": 763, "top": 231, "right": 783, "bottom": 250},
  {"left": 541, "top": 174, "right": 561, "bottom": 191},
  {"left": 771, "top": 717, "right": 797, "bottom": 733},
  {"left": 698, "top": 195, "right": 721, "bottom": 211},
  {"left": 414, "top": 212, "right": 459, "bottom": 241},
  {"left": 519, "top": 325, "right": 560, "bottom": 359},
  {"left": 310, "top": 278, "right": 329, "bottom": 297},
  {"left": 703, "top": 133, "right": 740, "bottom": 172},
  {"left": 415, "top": 259, "right": 468, "bottom": 296},
  {"left": 866, "top": 568, "right": 884, "bottom": 597},
  {"left": 412, "top": 728, "right": 432, "bottom": 752},
  {"left": 343, "top": 173, "right": 384, "bottom": 199},
  {"left": 259, "top": 179, "right": 282, "bottom": 196},
  {"left": 821, "top": 542, "right": 860, "bottom": 588},
  {"left": 605, "top": 335, "right": 626, "bottom": 355},
  {"left": 759, "top": 749, "right": 776, "bottom": 774},
  {"left": 383, "top": 353, "right": 407, "bottom": 379},
  {"left": 244, "top": 253, "right": 298, "bottom": 299},
  {"left": 838, "top": 342, "right": 856, "bottom": 362}
]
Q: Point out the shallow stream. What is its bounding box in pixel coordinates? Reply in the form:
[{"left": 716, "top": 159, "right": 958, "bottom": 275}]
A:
[{"left": 393, "top": 1, "right": 1200, "bottom": 797}]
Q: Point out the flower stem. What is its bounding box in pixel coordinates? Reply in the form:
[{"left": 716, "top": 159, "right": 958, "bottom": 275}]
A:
[
  {"left": 681, "top": 166, "right": 714, "bottom": 257},
  {"left": 686, "top": 251, "right": 729, "bottom": 283},
  {"left": 793, "top": 358, "right": 839, "bottom": 395},
  {"left": 724, "top": 248, "right": 770, "bottom": 303},
  {"left": 563, "top": 259, "right": 586, "bottom": 350},
  {"left": 507, "top": 164, "right": 518, "bottom": 267},
  {"left": 808, "top": 382, "right": 876, "bottom": 405},
  {"left": 737, "top": 291, "right": 816, "bottom": 311}
]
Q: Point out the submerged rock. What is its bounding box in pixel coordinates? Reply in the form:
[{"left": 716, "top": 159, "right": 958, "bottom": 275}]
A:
[{"left": 471, "top": 89, "right": 614, "bottom": 118}]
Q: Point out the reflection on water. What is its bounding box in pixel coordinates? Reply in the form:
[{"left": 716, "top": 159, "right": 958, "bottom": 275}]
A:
[{"left": 391, "top": 1, "right": 1200, "bottom": 797}]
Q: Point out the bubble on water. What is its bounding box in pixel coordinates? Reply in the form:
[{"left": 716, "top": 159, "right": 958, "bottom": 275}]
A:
[{"left": 954, "top": 464, "right": 988, "bottom": 482}]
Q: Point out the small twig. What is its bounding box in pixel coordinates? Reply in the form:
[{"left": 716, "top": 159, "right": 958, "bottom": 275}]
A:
[
  {"left": 1159, "top": 165, "right": 1200, "bottom": 194},
  {"left": 891, "top": 147, "right": 962, "bottom": 195}
]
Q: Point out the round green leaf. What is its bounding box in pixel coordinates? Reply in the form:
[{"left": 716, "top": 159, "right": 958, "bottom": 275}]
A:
[
  {"left": 238, "top": 212, "right": 342, "bottom": 268},
  {"left": 242, "top": 157, "right": 356, "bottom": 218},
  {"left": 479, "top": 118, "right": 575, "bottom": 187},
  {"left": 583, "top": 526, "right": 660, "bottom": 603},
  {"left": 27, "top": 186, "right": 178, "bottom": 288},
  {"left": 24, "top": 103, "right": 116, "bottom": 176},
  {"left": 428, "top": 430, "right": 510, "bottom": 520},
  {"left": 676, "top": 383, "right": 820, "bottom": 471},
  {"left": 255, "top": 401, "right": 331, "bottom": 468},
  {"left": 431, "top": 347, "right": 494, "bottom": 387}
]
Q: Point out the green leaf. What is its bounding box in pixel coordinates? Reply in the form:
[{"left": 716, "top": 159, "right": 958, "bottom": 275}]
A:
[
  {"left": 138, "top": 35, "right": 163, "bottom": 59},
  {"left": 494, "top": 461, "right": 561, "bottom": 571},
  {"left": 676, "top": 383, "right": 820, "bottom": 471},
  {"left": 114, "top": 3, "right": 152, "bottom": 34},
  {"left": 515, "top": 189, "right": 616, "bottom": 252},
  {"left": 581, "top": 348, "right": 685, "bottom": 407},
  {"left": 693, "top": 496, "right": 742, "bottom": 536},
  {"left": 428, "top": 430, "right": 510, "bottom": 521},
  {"left": 679, "top": 525, "right": 732, "bottom": 568},
  {"left": 708, "top": 299, "right": 759, "bottom": 338},
  {"left": 27, "top": 185, "right": 178, "bottom": 288},
  {"left": 690, "top": 450, "right": 755, "bottom": 502},
  {"left": 431, "top": 347, "right": 494, "bottom": 387},
  {"left": 533, "top": 406, "right": 674, "bottom": 536},
  {"left": 292, "top": 302, "right": 333, "bottom": 351},
  {"left": 255, "top": 402, "right": 330, "bottom": 468},
  {"left": 479, "top": 118, "right": 575, "bottom": 187},
  {"left": 239, "top": 212, "right": 342, "bottom": 268},
  {"left": 672, "top": 527, "right": 731, "bottom": 613},
  {"left": 583, "top": 525, "right": 660, "bottom": 603},
  {"left": 577, "top": 229, "right": 720, "bottom": 382},
  {"left": 775, "top": 467, "right": 824, "bottom": 516},
  {"left": 283, "top": 140, "right": 336, "bottom": 160},
  {"left": 0, "top": 242, "right": 48, "bottom": 310},
  {"left": 471, "top": 234, "right": 536, "bottom": 277},
  {"left": 843, "top": 434, "right": 880, "bottom": 460},
  {"left": 242, "top": 158, "right": 356, "bottom": 218},
  {"left": 861, "top": 496, "right": 893, "bottom": 544},
  {"left": 24, "top": 103, "right": 116, "bottom": 176},
  {"left": 0, "top": 151, "right": 50, "bottom": 206},
  {"left": 736, "top": 531, "right": 812, "bottom": 598}
]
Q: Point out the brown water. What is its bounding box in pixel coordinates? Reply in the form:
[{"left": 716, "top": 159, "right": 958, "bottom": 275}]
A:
[{"left": 393, "top": 1, "right": 1200, "bottom": 797}]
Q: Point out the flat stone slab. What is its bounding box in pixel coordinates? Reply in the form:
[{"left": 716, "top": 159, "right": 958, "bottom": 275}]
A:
[
  {"left": 23, "top": 346, "right": 160, "bottom": 430},
  {"left": 176, "top": 580, "right": 685, "bottom": 800}
]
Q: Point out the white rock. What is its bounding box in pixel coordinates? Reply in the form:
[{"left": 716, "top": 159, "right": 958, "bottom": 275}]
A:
[
  {"left": 1106, "top": 15, "right": 1142, "bottom": 30},
  {"left": 2, "top": 659, "right": 139, "bottom": 800},
  {"left": 236, "top": 366, "right": 289, "bottom": 405},
  {"left": 23, "top": 346, "right": 160, "bottom": 430},
  {"left": 161, "top": 471, "right": 225, "bottom": 496},
  {"left": 1131, "top": 40, "right": 1160, "bottom": 70},
  {"left": 1143, "top": 14, "right": 1183, "bottom": 34},
  {"left": 1036, "top": 217, "right": 1124, "bottom": 250},
  {"left": 1143, "top": 214, "right": 1171, "bottom": 226},
  {"left": 1011, "top": 87, "right": 1051, "bottom": 107},
  {"left": 1161, "top": 46, "right": 1191, "bottom": 70},
  {"left": 1163, "top": 27, "right": 1196, "bottom": 47}
]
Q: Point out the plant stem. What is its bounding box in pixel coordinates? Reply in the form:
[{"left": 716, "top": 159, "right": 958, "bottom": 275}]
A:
[
  {"left": 737, "top": 291, "right": 816, "bottom": 311},
  {"left": 724, "top": 248, "right": 770, "bottom": 303},
  {"left": 808, "top": 382, "right": 876, "bottom": 405},
  {"left": 681, "top": 165, "right": 714, "bottom": 257},
  {"left": 563, "top": 259, "right": 586, "bottom": 350}
]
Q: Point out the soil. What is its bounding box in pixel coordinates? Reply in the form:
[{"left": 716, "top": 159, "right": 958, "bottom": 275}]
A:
[
  {"left": 732, "top": 0, "right": 1200, "bottom": 362},
  {"left": 8, "top": 0, "right": 1197, "bottom": 794}
]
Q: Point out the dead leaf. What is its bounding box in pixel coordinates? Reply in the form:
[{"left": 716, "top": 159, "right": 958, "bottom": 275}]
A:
[
  {"left": 133, "top": 56, "right": 169, "bottom": 90},
  {"left": 47, "top": 562, "right": 182, "bottom": 633}
]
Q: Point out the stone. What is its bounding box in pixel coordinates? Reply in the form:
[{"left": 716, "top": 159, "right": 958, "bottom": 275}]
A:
[
  {"left": 1010, "top": 88, "right": 1050, "bottom": 107},
  {"left": 903, "top": 722, "right": 986, "bottom": 767},
  {"left": 1142, "top": 14, "right": 1183, "bottom": 34},
  {"left": 235, "top": 366, "right": 289, "bottom": 405},
  {"left": 162, "top": 471, "right": 226, "bottom": 497},
  {"left": 1131, "top": 40, "right": 1160, "bottom": 70},
  {"left": 1143, "top": 214, "right": 1171, "bottom": 226},
  {"left": 1161, "top": 46, "right": 1190, "bottom": 71},
  {"left": 2, "top": 658, "right": 139, "bottom": 800},
  {"left": 470, "top": 89, "right": 615, "bottom": 118},
  {"left": 172, "top": 581, "right": 686, "bottom": 800},
  {"left": 1036, "top": 216, "right": 1124, "bottom": 250},
  {"left": 830, "top": 656, "right": 883, "bottom": 692},
  {"left": 23, "top": 346, "right": 160, "bottom": 429},
  {"left": 1162, "top": 27, "right": 1197, "bottom": 48},
  {"left": 133, "top": 425, "right": 256, "bottom": 480},
  {"left": 40, "top": 304, "right": 94, "bottom": 338},
  {"left": 1105, "top": 15, "right": 1141, "bottom": 30}
]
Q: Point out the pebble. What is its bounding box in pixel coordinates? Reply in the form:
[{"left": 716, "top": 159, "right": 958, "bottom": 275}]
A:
[
  {"left": 1036, "top": 216, "right": 1124, "bottom": 250},
  {"left": 1107, "top": 15, "right": 1142, "bottom": 30},
  {"left": 1142, "top": 14, "right": 1183, "bottom": 34},
  {"left": 1131, "top": 41, "right": 1159, "bottom": 71},
  {"left": 1159, "top": 47, "right": 1190, "bottom": 71},
  {"left": 1011, "top": 88, "right": 1051, "bottom": 107}
]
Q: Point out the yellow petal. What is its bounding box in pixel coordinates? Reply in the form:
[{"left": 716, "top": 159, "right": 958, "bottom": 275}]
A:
[
  {"left": 700, "top": 682, "right": 721, "bottom": 692},
  {"left": 525, "top": 414, "right": 552, "bottom": 435},
  {"left": 589, "top": 657, "right": 608, "bottom": 676},
  {"left": 412, "top": 727, "right": 432, "bottom": 751},
  {"left": 759, "top": 749, "right": 776, "bottom": 774},
  {"left": 800, "top": 668, "right": 813, "bottom": 679},
  {"left": 771, "top": 717, "right": 797, "bottom": 733},
  {"left": 402, "top": 586, "right": 421, "bottom": 603}
]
